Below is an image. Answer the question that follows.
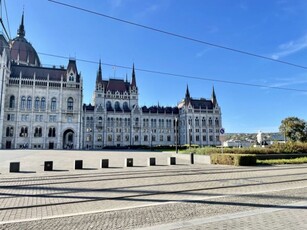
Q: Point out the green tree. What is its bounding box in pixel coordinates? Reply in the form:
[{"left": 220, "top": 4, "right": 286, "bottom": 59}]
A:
[{"left": 279, "top": 117, "right": 307, "bottom": 142}]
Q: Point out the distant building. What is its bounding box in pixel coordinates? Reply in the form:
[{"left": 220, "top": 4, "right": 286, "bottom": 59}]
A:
[
  {"left": 82, "top": 63, "right": 222, "bottom": 149},
  {"left": 0, "top": 13, "right": 222, "bottom": 149},
  {"left": 223, "top": 139, "right": 253, "bottom": 148}
]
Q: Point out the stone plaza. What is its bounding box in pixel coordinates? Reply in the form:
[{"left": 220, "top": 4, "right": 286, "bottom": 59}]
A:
[{"left": 0, "top": 150, "right": 306, "bottom": 229}]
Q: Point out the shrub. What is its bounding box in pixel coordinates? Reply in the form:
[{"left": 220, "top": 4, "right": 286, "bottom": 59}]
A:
[{"left": 211, "top": 154, "right": 257, "bottom": 166}]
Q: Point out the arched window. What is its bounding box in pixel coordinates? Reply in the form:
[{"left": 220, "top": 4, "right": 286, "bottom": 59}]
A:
[
  {"left": 106, "top": 101, "right": 112, "bottom": 110},
  {"left": 123, "top": 102, "right": 129, "bottom": 110},
  {"left": 51, "top": 97, "right": 57, "bottom": 111},
  {"left": 6, "top": 126, "right": 13, "bottom": 137},
  {"left": 9, "top": 95, "right": 15, "bottom": 108},
  {"left": 20, "top": 96, "right": 26, "bottom": 110},
  {"left": 35, "top": 97, "right": 40, "bottom": 110},
  {"left": 202, "top": 117, "right": 206, "bottom": 127},
  {"left": 27, "top": 96, "right": 32, "bottom": 110},
  {"left": 67, "top": 97, "right": 74, "bottom": 111},
  {"left": 20, "top": 126, "right": 28, "bottom": 137},
  {"left": 115, "top": 101, "right": 120, "bottom": 111},
  {"left": 195, "top": 117, "right": 199, "bottom": 127},
  {"left": 41, "top": 97, "right": 46, "bottom": 111},
  {"left": 209, "top": 117, "right": 213, "bottom": 126},
  {"left": 48, "top": 127, "right": 56, "bottom": 137},
  {"left": 69, "top": 73, "right": 74, "bottom": 81},
  {"left": 34, "top": 127, "right": 42, "bottom": 137},
  {"left": 215, "top": 118, "right": 219, "bottom": 126}
]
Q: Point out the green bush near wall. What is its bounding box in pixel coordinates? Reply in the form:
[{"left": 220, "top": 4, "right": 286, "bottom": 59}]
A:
[{"left": 211, "top": 154, "right": 257, "bottom": 166}]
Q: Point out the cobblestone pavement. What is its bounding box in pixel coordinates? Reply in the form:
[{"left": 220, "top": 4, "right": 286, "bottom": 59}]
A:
[{"left": 0, "top": 150, "right": 306, "bottom": 229}]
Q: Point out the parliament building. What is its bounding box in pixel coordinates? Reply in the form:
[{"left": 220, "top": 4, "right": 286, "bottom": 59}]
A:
[{"left": 0, "top": 14, "right": 222, "bottom": 150}]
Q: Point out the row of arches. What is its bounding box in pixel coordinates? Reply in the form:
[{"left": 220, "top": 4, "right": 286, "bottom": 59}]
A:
[
  {"left": 5, "top": 126, "right": 57, "bottom": 138},
  {"left": 9, "top": 95, "right": 75, "bottom": 111}
]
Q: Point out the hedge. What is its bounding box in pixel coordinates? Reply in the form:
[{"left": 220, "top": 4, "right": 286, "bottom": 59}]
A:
[{"left": 211, "top": 154, "right": 257, "bottom": 166}]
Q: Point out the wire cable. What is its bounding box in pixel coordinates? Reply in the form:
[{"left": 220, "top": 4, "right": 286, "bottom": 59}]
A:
[
  {"left": 3, "top": 0, "right": 11, "bottom": 39},
  {"left": 48, "top": 0, "right": 307, "bottom": 70},
  {"left": 34, "top": 50, "right": 307, "bottom": 93}
]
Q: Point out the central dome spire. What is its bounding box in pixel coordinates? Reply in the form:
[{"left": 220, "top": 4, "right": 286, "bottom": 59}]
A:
[{"left": 17, "top": 11, "right": 25, "bottom": 38}]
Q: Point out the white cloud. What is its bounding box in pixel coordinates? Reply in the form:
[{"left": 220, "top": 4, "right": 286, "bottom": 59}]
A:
[{"left": 271, "top": 34, "right": 307, "bottom": 59}]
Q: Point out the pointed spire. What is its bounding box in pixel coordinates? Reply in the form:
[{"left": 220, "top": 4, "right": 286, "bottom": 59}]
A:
[
  {"left": 96, "top": 59, "right": 102, "bottom": 84},
  {"left": 211, "top": 86, "right": 217, "bottom": 106},
  {"left": 17, "top": 11, "right": 25, "bottom": 38},
  {"left": 185, "top": 85, "right": 191, "bottom": 105},
  {"left": 185, "top": 85, "right": 191, "bottom": 99},
  {"left": 131, "top": 63, "right": 136, "bottom": 87}
]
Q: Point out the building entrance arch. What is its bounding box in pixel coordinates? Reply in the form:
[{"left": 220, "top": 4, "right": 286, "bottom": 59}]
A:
[{"left": 63, "top": 129, "right": 74, "bottom": 149}]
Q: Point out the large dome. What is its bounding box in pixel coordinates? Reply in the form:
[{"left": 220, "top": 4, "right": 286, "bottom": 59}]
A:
[{"left": 10, "top": 13, "right": 41, "bottom": 67}]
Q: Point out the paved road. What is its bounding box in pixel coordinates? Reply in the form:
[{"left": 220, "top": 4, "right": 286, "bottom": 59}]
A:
[{"left": 0, "top": 150, "right": 306, "bottom": 229}]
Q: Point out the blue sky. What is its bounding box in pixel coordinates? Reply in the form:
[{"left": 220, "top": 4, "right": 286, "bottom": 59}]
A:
[{"left": 4, "top": 0, "right": 307, "bottom": 133}]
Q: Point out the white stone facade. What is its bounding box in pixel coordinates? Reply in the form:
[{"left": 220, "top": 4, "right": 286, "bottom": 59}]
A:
[{"left": 0, "top": 14, "right": 222, "bottom": 150}]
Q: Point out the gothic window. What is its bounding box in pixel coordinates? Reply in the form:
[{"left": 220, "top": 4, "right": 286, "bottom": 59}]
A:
[
  {"left": 116, "top": 135, "right": 121, "bottom": 141},
  {"left": 152, "top": 135, "right": 156, "bottom": 142},
  {"left": 106, "top": 101, "right": 112, "bottom": 110},
  {"left": 27, "top": 96, "right": 32, "bottom": 110},
  {"left": 20, "top": 126, "right": 28, "bottom": 137},
  {"left": 215, "top": 118, "right": 219, "bottom": 126},
  {"left": 41, "top": 97, "right": 46, "bottom": 111},
  {"left": 115, "top": 101, "right": 120, "bottom": 111},
  {"left": 9, "top": 95, "right": 15, "bottom": 108},
  {"left": 51, "top": 97, "right": 57, "bottom": 111},
  {"left": 195, "top": 117, "right": 199, "bottom": 127},
  {"left": 123, "top": 102, "right": 129, "bottom": 110},
  {"left": 134, "top": 135, "right": 139, "bottom": 142},
  {"left": 202, "top": 117, "right": 206, "bottom": 127},
  {"left": 35, "top": 97, "right": 40, "bottom": 110},
  {"left": 144, "top": 135, "right": 148, "bottom": 142},
  {"left": 69, "top": 73, "right": 74, "bottom": 81},
  {"left": 107, "top": 134, "right": 112, "bottom": 142},
  {"left": 125, "top": 135, "right": 129, "bottom": 142},
  {"left": 97, "top": 135, "right": 102, "bottom": 142},
  {"left": 20, "top": 96, "right": 26, "bottom": 110},
  {"left": 209, "top": 118, "right": 213, "bottom": 127},
  {"left": 6, "top": 127, "right": 14, "bottom": 137},
  {"left": 48, "top": 127, "right": 56, "bottom": 137},
  {"left": 160, "top": 135, "right": 163, "bottom": 142},
  {"left": 167, "top": 135, "right": 171, "bottom": 142},
  {"left": 34, "top": 127, "right": 42, "bottom": 137},
  {"left": 67, "top": 97, "right": 74, "bottom": 111}
]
